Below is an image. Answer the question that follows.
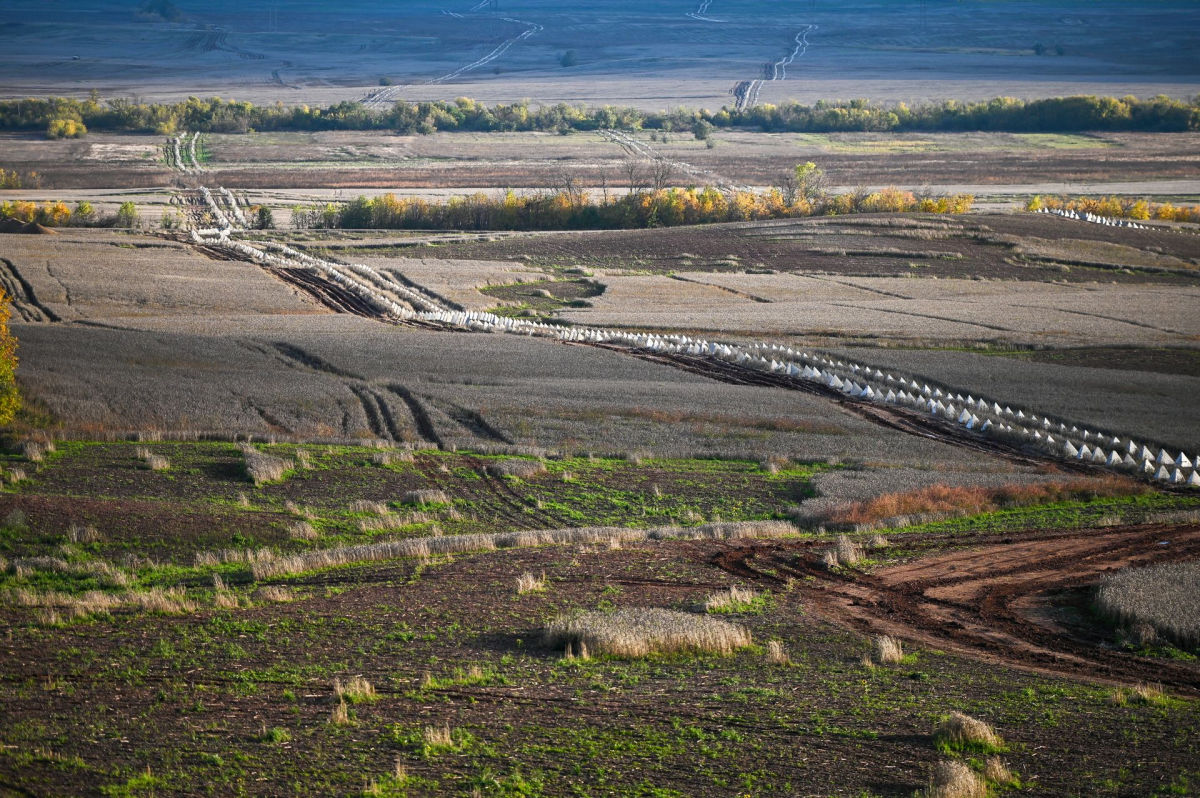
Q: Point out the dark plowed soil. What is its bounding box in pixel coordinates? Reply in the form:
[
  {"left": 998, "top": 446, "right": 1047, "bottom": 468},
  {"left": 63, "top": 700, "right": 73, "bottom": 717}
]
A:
[
  {"left": 405, "top": 213, "right": 1200, "bottom": 285},
  {"left": 710, "top": 523, "right": 1200, "bottom": 692}
]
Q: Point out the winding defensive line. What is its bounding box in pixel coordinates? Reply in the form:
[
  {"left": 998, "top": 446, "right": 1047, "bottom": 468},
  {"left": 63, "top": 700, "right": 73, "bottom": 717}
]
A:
[
  {"left": 363, "top": 16, "right": 543, "bottom": 109},
  {"left": 735, "top": 23, "right": 818, "bottom": 111},
  {"left": 169, "top": 136, "right": 1199, "bottom": 490},
  {"left": 686, "top": 0, "right": 724, "bottom": 22}
]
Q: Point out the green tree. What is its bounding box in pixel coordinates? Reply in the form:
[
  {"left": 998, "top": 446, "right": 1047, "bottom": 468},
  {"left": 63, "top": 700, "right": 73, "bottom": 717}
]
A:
[
  {"left": 792, "top": 161, "right": 826, "bottom": 202},
  {"left": 46, "top": 118, "right": 87, "bottom": 139},
  {"left": 116, "top": 201, "right": 139, "bottom": 228},
  {"left": 72, "top": 201, "right": 95, "bottom": 225},
  {"left": 253, "top": 205, "right": 275, "bottom": 229}
]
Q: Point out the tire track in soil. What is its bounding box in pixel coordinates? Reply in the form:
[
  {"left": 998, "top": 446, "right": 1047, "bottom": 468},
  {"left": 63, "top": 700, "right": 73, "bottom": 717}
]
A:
[
  {"left": 420, "top": 395, "right": 513, "bottom": 444},
  {"left": 384, "top": 384, "right": 444, "bottom": 448},
  {"left": 410, "top": 451, "right": 531, "bottom": 529},
  {"left": 830, "top": 302, "right": 1021, "bottom": 334},
  {"left": 459, "top": 452, "right": 567, "bottom": 528},
  {"left": 0, "top": 257, "right": 59, "bottom": 322},
  {"left": 348, "top": 384, "right": 392, "bottom": 442},
  {"left": 708, "top": 524, "right": 1200, "bottom": 692}
]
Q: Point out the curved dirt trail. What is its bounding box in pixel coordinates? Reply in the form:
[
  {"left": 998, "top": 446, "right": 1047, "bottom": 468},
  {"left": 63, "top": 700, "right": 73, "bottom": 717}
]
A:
[{"left": 709, "top": 523, "right": 1200, "bottom": 692}]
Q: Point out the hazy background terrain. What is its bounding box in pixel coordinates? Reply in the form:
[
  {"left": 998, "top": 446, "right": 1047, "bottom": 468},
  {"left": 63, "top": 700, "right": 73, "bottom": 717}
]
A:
[{"left": 3, "top": 0, "right": 1199, "bottom": 108}]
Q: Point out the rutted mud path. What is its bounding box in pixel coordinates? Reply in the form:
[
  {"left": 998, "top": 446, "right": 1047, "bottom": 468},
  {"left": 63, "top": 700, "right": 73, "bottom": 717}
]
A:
[{"left": 710, "top": 523, "right": 1200, "bottom": 692}]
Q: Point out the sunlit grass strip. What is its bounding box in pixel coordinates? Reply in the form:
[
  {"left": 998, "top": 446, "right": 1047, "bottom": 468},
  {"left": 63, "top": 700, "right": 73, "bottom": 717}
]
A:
[
  {"left": 544, "top": 607, "right": 752, "bottom": 658},
  {"left": 245, "top": 520, "right": 795, "bottom": 580}
]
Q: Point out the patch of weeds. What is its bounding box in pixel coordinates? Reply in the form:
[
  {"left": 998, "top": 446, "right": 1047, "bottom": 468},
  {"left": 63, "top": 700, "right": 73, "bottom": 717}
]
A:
[
  {"left": 100, "top": 769, "right": 168, "bottom": 797},
  {"left": 256, "top": 724, "right": 292, "bottom": 744},
  {"left": 391, "top": 724, "right": 477, "bottom": 758}
]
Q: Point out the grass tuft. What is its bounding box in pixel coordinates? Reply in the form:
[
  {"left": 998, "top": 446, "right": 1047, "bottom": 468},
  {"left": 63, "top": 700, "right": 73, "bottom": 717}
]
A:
[
  {"left": 544, "top": 607, "right": 752, "bottom": 658},
  {"left": 516, "top": 571, "right": 547, "bottom": 595},
  {"left": 924, "top": 759, "right": 987, "bottom": 798},
  {"left": 334, "top": 675, "right": 378, "bottom": 704},
  {"left": 934, "top": 712, "right": 1005, "bottom": 754},
  {"left": 765, "top": 640, "right": 791, "bottom": 665},
  {"left": 873, "top": 634, "right": 904, "bottom": 665},
  {"left": 703, "top": 585, "right": 763, "bottom": 613},
  {"left": 241, "top": 445, "right": 292, "bottom": 486}
]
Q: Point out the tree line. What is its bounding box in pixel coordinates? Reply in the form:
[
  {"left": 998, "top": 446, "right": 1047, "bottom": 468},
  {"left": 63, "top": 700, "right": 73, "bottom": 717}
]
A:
[
  {"left": 0, "top": 93, "right": 1196, "bottom": 138},
  {"left": 1027, "top": 195, "right": 1200, "bottom": 224},
  {"left": 292, "top": 185, "right": 974, "bottom": 232}
]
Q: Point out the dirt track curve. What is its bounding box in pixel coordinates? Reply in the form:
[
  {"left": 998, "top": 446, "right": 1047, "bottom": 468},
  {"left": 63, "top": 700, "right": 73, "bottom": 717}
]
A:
[{"left": 710, "top": 522, "right": 1200, "bottom": 692}]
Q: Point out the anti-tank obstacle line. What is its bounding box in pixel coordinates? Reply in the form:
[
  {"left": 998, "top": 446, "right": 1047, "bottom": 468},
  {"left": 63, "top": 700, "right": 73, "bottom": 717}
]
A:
[
  {"left": 733, "top": 23, "right": 817, "bottom": 111},
  {"left": 186, "top": 211, "right": 1200, "bottom": 489},
  {"left": 170, "top": 134, "right": 1197, "bottom": 489},
  {"left": 362, "top": 16, "right": 543, "bottom": 110}
]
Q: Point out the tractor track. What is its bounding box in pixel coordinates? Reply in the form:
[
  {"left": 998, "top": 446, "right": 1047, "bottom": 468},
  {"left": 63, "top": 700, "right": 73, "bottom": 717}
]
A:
[{"left": 708, "top": 523, "right": 1200, "bottom": 692}]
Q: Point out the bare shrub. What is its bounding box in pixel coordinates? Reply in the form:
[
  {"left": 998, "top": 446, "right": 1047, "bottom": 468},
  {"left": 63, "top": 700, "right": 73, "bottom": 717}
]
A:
[
  {"left": 128, "top": 587, "right": 195, "bottom": 614},
  {"left": 544, "top": 607, "right": 752, "bottom": 658},
  {"left": 333, "top": 675, "right": 377, "bottom": 703},
  {"left": 248, "top": 521, "right": 793, "bottom": 580},
  {"left": 1132, "top": 682, "right": 1168, "bottom": 705},
  {"left": 868, "top": 535, "right": 889, "bottom": 549},
  {"left": 8, "top": 469, "right": 26, "bottom": 483},
  {"left": 330, "top": 700, "right": 351, "bottom": 725},
  {"left": 144, "top": 454, "right": 170, "bottom": 471},
  {"left": 760, "top": 455, "right": 789, "bottom": 474},
  {"left": 350, "top": 500, "right": 389, "bottom": 515},
  {"left": 295, "top": 449, "right": 311, "bottom": 469},
  {"left": 253, "top": 585, "right": 295, "bottom": 603},
  {"left": 765, "top": 640, "right": 791, "bottom": 665},
  {"left": 284, "top": 500, "right": 314, "bottom": 519},
  {"left": 241, "top": 445, "right": 292, "bottom": 486},
  {"left": 983, "top": 757, "right": 1017, "bottom": 788},
  {"left": 67, "top": 524, "right": 100, "bottom": 544},
  {"left": 703, "top": 585, "right": 758, "bottom": 613},
  {"left": 516, "top": 571, "right": 547, "bottom": 594},
  {"left": 213, "top": 589, "right": 239, "bottom": 609},
  {"left": 423, "top": 724, "right": 453, "bottom": 749},
  {"left": 287, "top": 521, "right": 318, "bottom": 541},
  {"left": 485, "top": 459, "right": 546, "bottom": 479},
  {"left": 193, "top": 547, "right": 275, "bottom": 568},
  {"left": 1095, "top": 560, "right": 1200, "bottom": 651},
  {"left": 21, "top": 441, "right": 45, "bottom": 463},
  {"left": 925, "top": 759, "right": 987, "bottom": 798},
  {"left": 934, "top": 712, "right": 1004, "bottom": 753},
  {"left": 822, "top": 535, "right": 863, "bottom": 569},
  {"left": 402, "top": 489, "right": 449, "bottom": 506},
  {"left": 873, "top": 635, "right": 904, "bottom": 664}
]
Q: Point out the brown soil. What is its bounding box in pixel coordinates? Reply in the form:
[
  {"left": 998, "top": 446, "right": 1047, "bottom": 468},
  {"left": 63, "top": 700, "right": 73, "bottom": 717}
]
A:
[
  {"left": 405, "top": 213, "right": 1200, "bottom": 285},
  {"left": 711, "top": 523, "right": 1200, "bottom": 692}
]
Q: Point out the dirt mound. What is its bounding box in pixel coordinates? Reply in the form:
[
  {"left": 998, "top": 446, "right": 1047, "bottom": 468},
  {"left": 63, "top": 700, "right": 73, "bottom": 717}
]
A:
[
  {"left": 0, "top": 218, "right": 26, "bottom": 233},
  {"left": 20, "top": 222, "right": 57, "bottom": 235}
]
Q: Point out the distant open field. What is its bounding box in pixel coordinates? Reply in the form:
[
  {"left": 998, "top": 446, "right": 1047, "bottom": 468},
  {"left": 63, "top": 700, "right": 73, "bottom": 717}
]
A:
[
  {"left": 5, "top": 129, "right": 1200, "bottom": 197},
  {"left": 1, "top": 0, "right": 1198, "bottom": 109}
]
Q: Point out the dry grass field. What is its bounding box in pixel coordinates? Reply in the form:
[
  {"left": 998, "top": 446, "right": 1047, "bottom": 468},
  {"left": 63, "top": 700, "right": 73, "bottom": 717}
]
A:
[
  {"left": 6, "top": 129, "right": 1200, "bottom": 195},
  {"left": 2, "top": 3, "right": 1199, "bottom": 794}
]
